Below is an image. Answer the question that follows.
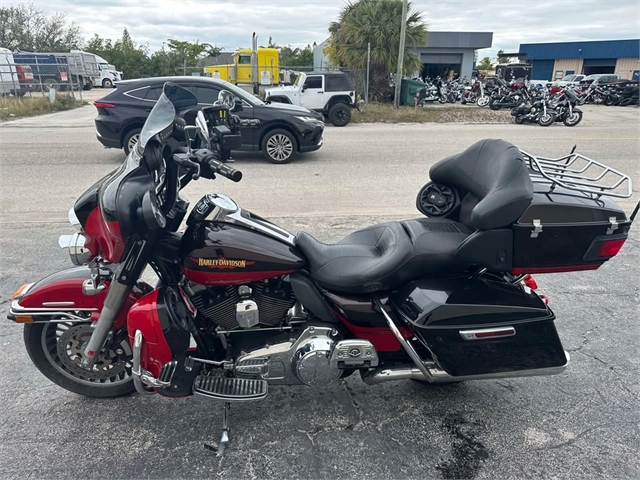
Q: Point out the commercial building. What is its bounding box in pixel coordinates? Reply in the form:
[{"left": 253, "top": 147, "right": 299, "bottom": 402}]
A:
[
  {"left": 517, "top": 39, "right": 640, "bottom": 81},
  {"left": 313, "top": 31, "right": 493, "bottom": 80}
]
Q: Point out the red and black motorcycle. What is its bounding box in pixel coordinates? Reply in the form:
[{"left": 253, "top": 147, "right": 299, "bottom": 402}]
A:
[{"left": 8, "top": 83, "right": 638, "bottom": 454}]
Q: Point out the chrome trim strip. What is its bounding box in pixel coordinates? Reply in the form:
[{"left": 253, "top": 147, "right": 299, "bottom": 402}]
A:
[
  {"left": 361, "top": 352, "right": 570, "bottom": 385},
  {"left": 459, "top": 326, "right": 516, "bottom": 341},
  {"left": 41, "top": 301, "right": 76, "bottom": 307},
  {"left": 224, "top": 208, "right": 296, "bottom": 246},
  {"left": 10, "top": 299, "right": 97, "bottom": 313}
]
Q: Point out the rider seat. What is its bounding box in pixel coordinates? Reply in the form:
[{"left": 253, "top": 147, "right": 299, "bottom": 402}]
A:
[{"left": 297, "top": 139, "right": 533, "bottom": 294}]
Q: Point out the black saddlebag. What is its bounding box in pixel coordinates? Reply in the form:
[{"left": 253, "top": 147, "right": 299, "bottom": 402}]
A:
[
  {"left": 511, "top": 185, "right": 631, "bottom": 274},
  {"left": 390, "top": 277, "right": 568, "bottom": 377}
]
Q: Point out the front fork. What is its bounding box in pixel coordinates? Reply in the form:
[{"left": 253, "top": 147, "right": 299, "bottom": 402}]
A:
[{"left": 80, "top": 239, "right": 150, "bottom": 368}]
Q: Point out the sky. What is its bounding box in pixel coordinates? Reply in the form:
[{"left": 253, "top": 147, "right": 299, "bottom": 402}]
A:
[{"left": 7, "top": 0, "right": 640, "bottom": 58}]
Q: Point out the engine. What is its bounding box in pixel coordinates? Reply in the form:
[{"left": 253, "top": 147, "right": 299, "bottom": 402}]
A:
[{"left": 189, "top": 278, "right": 296, "bottom": 331}]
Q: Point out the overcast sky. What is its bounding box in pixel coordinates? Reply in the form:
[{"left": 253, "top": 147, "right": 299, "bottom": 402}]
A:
[{"left": 8, "top": 0, "right": 640, "bottom": 58}]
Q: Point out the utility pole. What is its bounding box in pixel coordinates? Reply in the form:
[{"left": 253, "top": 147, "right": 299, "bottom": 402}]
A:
[
  {"left": 366, "top": 42, "right": 371, "bottom": 104},
  {"left": 393, "top": 0, "right": 408, "bottom": 108}
]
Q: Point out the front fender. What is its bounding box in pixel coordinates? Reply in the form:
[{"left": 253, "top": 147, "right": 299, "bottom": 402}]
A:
[
  {"left": 573, "top": 107, "right": 583, "bottom": 113},
  {"left": 8, "top": 266, "right": 149, "bottom": 329}
]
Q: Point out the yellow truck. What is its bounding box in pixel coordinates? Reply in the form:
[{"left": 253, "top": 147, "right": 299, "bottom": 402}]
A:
[{"left": 204, "top": 48, "right": 280, "bottom": 86}]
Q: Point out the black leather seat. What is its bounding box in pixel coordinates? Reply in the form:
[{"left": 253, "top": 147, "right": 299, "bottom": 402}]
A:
[
  {"left": 297, "top": 139, "right": 532, "bottom": 294},
  {"left": 297, "top": 218, "right": 471, "bottom": 294}
]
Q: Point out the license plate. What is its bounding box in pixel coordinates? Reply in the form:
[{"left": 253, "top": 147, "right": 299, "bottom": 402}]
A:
[{"left": 25, "top": 73, "right": 34, "bottom": 80}]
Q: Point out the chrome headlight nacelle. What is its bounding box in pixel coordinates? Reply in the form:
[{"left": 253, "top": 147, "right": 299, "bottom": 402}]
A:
[{"left": 58, "top": 232, "right": 90, "bottom": 266}]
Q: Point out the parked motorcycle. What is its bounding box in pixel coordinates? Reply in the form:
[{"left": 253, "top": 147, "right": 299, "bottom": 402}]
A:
[
  {"left": 9, "top": 82, "right": 638, "bottom": 455},
  {"left": 489, "top": 85, "right": 527, "bottom": 110},
  {"left": 510, "top": 92, "right": 555, "bottom": 126},
  {"left": 549, "top": 88, "right": 583, "bottom": 126}
]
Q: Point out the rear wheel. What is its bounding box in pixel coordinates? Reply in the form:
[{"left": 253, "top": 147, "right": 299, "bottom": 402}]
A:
[
  {"left": 489, "top": 98, "right": 502, "bottom": 110},
  {"left": 123, "top": 128, "right": 141, "bottom": 156},
  {"left": 262, "top": 129, "right": 297, "bottom": 164},
  {"left": 24, "top": 322, "right": 135, "bottom": 398},
  {"left": 328, "top": 103, "right": 351, "bottom": 126}
]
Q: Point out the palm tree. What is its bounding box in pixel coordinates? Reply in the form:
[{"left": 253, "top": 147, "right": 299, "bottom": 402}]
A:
[{"left": 326, "top": 0, "right": 427, "bottom": 101}]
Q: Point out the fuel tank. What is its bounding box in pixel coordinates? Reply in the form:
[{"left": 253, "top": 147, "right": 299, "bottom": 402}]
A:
[{"left": 180, "top": 222, "right": 307, "bottom": 286}]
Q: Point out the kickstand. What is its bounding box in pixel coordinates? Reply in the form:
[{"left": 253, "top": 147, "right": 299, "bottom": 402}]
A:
[{"left": 204, "top": 402, "right": 231, "bottom": 455}]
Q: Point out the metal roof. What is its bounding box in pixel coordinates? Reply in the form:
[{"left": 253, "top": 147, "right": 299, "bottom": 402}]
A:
[
  {"left": 427, "top": 32, "right": 493, "bottom": 49},
  {"left": 519, "top": 39, "right": 640, "bottom": 60}
]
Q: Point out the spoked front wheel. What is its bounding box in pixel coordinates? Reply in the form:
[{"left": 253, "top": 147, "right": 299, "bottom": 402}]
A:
[
  {"left": 24, "top": 322, "right": 135, "bottom": 398},
  {"left": 563, "top": 111, "right": 583, "bottom": 127}
]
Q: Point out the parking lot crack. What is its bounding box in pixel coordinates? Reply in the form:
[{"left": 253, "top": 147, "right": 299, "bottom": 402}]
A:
[{"left": 534, "top": 426, "right": 600, "bottom": 451}]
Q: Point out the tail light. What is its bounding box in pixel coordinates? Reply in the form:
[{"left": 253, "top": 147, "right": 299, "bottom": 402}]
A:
[
  {"left": 60, "top": 72, "right": 68, "bottom": 82},
  {"left": 598, "top": 238, "right": 626, "bottom": 257},
  {"left": 94, "top": 101, "right": 116, "bottom": 109}
]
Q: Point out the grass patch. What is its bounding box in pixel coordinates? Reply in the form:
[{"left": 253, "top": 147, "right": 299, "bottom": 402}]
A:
[
  {"left": 352, "top": 102, "right": 512, "bottom": 124},
  {"left": 0, "top": 94, "right": 86, "bottom": 121}
]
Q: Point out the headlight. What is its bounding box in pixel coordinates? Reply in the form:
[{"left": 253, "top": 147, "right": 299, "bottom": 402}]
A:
[
  {"left": 58, "top": 233, "right": 91, "bottom": 266},
  {"left": 294, "top": 116, "right": 321, "bottom": 123}
]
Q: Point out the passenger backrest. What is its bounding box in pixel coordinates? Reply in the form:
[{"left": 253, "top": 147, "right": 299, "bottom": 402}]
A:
[{"left": 430, "top": 139, "right": 533, "bottom": 231}]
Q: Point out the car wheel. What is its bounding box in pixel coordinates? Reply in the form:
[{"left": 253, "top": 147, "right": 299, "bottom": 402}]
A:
[
  {"left": 262, "top": 129, "right": 297, "bottom": 164},
  {"left": 123, "top": 128, "right": 141, "bottom": 156},
  {"left": 102, "top": 78, "right": 113, "bottom": 88},
  {"left": 328, "top": 103, "right": 351, "bottom": 127}
]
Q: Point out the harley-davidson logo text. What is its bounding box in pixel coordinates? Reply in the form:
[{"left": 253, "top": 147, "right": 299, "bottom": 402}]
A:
[{"left": 196, "top": 258, "right": 253, "bottom": 269}]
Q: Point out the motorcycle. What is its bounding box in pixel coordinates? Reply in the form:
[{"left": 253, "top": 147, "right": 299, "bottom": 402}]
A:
[
  {"left": 489, "top": 79, "right": 527, "bottom": 110},
  {"left": 9, "top": 82, "right": 638, "bottom": 455},
  {"left": 415, "top": 77, "right": 447, "bottom": 104},
  {"left": 577, "top": 83, "right": 606, "bottom": 105},
  {"left": 510, "top": 91, "right": 556, "bottom": 126},
  {"left": 549, "top": 88, "right": 583, "bottom": 126}
]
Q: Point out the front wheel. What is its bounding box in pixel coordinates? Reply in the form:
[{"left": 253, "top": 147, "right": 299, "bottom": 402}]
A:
[
  {"left": 489, "top": 98, "right": 502, "bottom": 110},
  {"left": 538, "top": 111, "right": 556, "bottom": 126},
  {"left": 262, "top": 129, "right": 298, "bottom": 164},
  {"left": 563, "top": 111, "right": 583, "bottom": 126},
  {"left": 24, "top": 322, "right": 135, "bottom": 398},
  {"left": 102, "top": 78, "right": 114, "bottom": 88},
  {"left": 477, "top": 96, "right": 489, "bottom": 107},
  {"left": 328, "top": 103, "right": 351, "bottom": 126}
]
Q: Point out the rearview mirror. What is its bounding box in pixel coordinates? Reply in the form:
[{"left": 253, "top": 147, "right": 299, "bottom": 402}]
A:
[{"left": 301, "top": 85, "right": 307, "bottom": 92}]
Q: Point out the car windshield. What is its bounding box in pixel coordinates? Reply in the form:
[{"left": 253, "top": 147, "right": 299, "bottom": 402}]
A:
[
  {"left": 562, "top": 75, "right": 577, "bottom": 81},
  {"left": 294, "top": 74, "right": 304, "bottom": 87},
  {"left": 214, "top": 79, "right": 265, "bottom": 106},
  {"left": 138, "top": 82, "right": 197, "bottom": 152}
]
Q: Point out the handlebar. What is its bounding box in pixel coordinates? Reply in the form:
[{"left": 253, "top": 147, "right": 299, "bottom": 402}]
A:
[{"left": 193, "top": 149, "right": 243, "bottom": 182}]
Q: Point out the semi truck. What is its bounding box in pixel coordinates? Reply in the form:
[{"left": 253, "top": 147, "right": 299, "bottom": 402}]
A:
[
  {"left": 71, "top": 50, "right": 123, "bottom": 88},
  {"left": 203, "top": 34, "right": 279, "bottom": 94},
  {"left": 13, "top": 51, "right": 98, "bottom": 90}
]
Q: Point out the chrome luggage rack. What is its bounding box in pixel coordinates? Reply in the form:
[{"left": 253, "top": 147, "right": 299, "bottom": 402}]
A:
[{"left": 521, "top": 148, "right": 633, "bottom": 199}]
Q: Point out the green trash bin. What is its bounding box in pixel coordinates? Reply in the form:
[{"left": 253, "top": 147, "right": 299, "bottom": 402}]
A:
[{"left": 400, "top": 79, "right": 426, "bottom": 106}]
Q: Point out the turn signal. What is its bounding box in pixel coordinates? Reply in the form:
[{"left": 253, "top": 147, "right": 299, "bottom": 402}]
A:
[
  {"left": 15, "top": 315, "right": 33, "bottom": 323},
  {"left": 523, "top": 275, "right": 538, "bottom": 290},
  {"left": 11, "top": 283, "right": 31, "bottom": 300},
  {"left": 598, "top": 238, "right": 626, "bottom": 257}
]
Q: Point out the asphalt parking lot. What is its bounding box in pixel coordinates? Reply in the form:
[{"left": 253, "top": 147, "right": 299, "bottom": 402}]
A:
[{"left": 0, "top": 102, "right": 638, "bottom": 479}]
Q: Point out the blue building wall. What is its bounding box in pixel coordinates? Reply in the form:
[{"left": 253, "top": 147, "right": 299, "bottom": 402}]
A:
[{"left": 519, "top": 40, "right": 639, "bottom": 60}]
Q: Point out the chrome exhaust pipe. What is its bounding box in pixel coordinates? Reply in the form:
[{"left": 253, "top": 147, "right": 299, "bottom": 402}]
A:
[{"left": 361, "top": 353, "right": 570, "bottom": 386}]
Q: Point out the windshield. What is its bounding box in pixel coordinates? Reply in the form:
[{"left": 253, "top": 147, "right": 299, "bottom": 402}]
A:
[
  {"left": 562, "top": 74, "right": 576, "bottom": 81},
  {"left": 99, "top": 63, "right": 109, "bottom": 71},
  {"left": 294, "top": 74, "right": 303, "bottom": 87},
  {"left": 138, "top": 82, "right": 197, "bottom": 153}
]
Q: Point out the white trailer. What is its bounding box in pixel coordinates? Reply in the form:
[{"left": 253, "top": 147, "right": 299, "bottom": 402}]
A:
[{"left": 0, "top": 47, "right": 20, "bottom": 96}]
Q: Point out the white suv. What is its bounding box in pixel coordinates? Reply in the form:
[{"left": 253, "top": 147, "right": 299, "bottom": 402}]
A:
[{"left": 265, "top": 71, "right": 358, "bottom": 126}]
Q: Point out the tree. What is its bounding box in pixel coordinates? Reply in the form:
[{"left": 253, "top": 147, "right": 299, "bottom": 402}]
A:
[
  {"left": 279, "top": 45, "right": 314, "bottom": 67},
  {"left": 496, "top": 49, "right": 511, "bottom": 64},
  {"left": 477, "top": 56, "right": 493, "bottom": 71},
  {"left": 0, "top": 3, "right": 83, "bottom": 51},
  {"left": 325, "top": 0, "right": 427, "bottom": 101}
]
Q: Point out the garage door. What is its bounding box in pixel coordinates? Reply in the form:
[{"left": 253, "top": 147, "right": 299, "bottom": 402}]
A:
[
  {"left": 531, "top": 60, "right": 554, "bottom": 81},
  {"left": 420, "top": 53, "right": 462, "bottom": 64}
]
